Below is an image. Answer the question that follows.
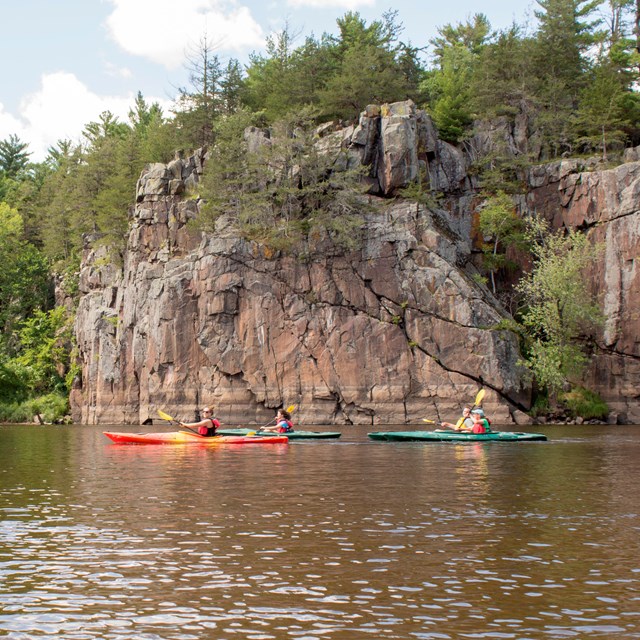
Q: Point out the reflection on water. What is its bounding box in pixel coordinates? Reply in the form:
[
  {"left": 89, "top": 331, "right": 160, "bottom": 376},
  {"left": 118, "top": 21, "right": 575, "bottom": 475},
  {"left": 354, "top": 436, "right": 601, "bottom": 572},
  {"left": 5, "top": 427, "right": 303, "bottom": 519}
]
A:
[{"left": 0, "top": 424, "right": 639, "bottom": 638}]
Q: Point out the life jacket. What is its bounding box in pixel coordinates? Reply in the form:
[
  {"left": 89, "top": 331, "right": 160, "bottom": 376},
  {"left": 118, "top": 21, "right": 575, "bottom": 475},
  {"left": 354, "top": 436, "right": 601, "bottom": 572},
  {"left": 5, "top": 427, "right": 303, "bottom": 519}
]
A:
[
  {"left": 471, "top": 418, "right": 491, "bottom": 434},
  {"left": 456, "top": 416, "right": 473, "bottom": 430},
  {"left": 276, "top": 419, "right": 294, "bottom": 433},
  {"left": 198, "top": 418, "right": 220, "bottom": 437}
]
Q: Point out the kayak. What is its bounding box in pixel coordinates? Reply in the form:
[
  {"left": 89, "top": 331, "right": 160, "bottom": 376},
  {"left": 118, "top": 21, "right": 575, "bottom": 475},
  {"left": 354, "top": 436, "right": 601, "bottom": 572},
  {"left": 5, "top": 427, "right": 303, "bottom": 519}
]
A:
[
  {"left": 216, "top": 428, "right": 342, "bottom": 440},
  {"left": 103, "top": 430, "right": 289, "bottom": 445},
  {"left": 368, "top": 429, "right": 547, "bottom": 442}
]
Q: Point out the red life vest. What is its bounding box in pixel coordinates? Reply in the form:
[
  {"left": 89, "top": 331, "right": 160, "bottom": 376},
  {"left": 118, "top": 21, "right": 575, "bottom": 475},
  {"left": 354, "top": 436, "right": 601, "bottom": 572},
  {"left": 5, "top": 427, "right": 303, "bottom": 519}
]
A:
[
  {"left": 276, "top": 419, "right": 294, "bottom": 433},
  {"left": 198, "top": 418, "right": 220, "bottom": 436}
]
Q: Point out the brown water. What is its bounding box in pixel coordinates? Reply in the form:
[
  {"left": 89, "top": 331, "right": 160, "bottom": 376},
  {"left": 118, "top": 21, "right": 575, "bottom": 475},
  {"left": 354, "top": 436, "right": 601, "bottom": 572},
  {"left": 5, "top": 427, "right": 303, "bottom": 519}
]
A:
[{"left": 0, "top": 423, "right": 639, "bottom": 639}]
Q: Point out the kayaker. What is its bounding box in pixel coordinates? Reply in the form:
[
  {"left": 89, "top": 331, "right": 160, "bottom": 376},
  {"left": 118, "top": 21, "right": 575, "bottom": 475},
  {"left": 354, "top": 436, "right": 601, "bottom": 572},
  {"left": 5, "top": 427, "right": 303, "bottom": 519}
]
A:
[
  {"left": 180, "top": 406, "right": 220, "bottom": 436},
  {"left": 441, "top": 406, "right": 474, "bottom": 431},
  {"left": 261, "top": 408, "right": 294, "bottom": 433},
  {"left": 470, "top": 408, "right": 491, "bottom": 434}
]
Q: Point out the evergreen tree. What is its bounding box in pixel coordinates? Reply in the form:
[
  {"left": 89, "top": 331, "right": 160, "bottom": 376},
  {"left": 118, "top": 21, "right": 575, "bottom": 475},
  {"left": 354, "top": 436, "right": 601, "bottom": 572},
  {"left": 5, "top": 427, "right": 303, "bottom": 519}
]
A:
[
  {"left": 0, "top": 134, "right": 31, "bottom": 179},
  {"left": 532, "top": 0, "right": 603, "bottom": 155},
  {"left": 423, "top": 15, "right": 493, "bottom": 143},
  {"left": 422, "top": 44, "right": 475, "bottom": 143},
  {"left": 174, "top": 34, "right": 224, "bottom": 148},
  {"left": 318, "top": 11, "right": 417, "bottom": 121}
]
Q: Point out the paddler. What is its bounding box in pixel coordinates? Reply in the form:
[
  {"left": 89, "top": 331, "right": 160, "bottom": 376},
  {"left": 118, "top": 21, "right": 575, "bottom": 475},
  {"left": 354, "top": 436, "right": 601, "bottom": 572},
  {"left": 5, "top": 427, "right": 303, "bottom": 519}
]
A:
[
  {"left": 260, "top": 408, "right": 294, "bottom": 433},
  {"left": 440, "top": 406, "right": 474, "bottom": 431},
  {"left": 470, "top": 408, "right": 491, "bottom": 434},
  {"left": 180, "top": 406, "right": 220, "bottom": 436}
]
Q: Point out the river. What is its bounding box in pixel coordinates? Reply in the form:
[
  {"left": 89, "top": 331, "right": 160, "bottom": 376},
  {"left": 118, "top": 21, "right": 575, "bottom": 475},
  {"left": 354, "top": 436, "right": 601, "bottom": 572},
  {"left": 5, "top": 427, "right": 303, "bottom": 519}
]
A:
[{"left": 0, "top": 423, "right": 639, "bottom": 639}]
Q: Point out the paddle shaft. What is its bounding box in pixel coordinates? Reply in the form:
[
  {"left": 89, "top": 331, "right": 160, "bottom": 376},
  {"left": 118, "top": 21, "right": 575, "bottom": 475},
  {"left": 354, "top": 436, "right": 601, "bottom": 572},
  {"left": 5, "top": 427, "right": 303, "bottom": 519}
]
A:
[{"left": 157, "top": 410, "right": 200, "bottom": 435}]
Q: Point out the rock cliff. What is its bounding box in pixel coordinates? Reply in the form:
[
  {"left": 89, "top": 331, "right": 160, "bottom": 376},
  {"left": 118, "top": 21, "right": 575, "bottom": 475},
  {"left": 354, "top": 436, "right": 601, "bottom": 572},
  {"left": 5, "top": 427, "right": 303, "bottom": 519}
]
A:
[{"left": 72, "top": 101, "right": 640, "bottom": 425}]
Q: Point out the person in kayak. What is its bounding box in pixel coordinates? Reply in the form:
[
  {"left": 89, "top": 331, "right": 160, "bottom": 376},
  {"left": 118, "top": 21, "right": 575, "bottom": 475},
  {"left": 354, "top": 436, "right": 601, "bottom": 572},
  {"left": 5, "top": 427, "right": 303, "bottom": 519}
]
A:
[
  {"left": 261, "top": 408, "right": 294, "bottom": 433},
  {"left": 180, "top": 406, "right": 220, "bottom": 436},
  {"left": 441, "top": 406, "right": 474, "bottom": 431},
  {"left": 470, "top": 408, "right": 491, "bottom": 434}
]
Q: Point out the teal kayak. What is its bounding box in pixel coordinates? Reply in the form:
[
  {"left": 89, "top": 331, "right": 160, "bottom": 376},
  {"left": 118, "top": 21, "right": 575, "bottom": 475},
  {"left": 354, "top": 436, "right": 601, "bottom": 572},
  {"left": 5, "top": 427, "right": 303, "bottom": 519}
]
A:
[
  {"left": 217, "top": 428, "right": 342, "bottom": 440},
  {"left": 368, "top": 429, "right": 547, "bottom": 442}
]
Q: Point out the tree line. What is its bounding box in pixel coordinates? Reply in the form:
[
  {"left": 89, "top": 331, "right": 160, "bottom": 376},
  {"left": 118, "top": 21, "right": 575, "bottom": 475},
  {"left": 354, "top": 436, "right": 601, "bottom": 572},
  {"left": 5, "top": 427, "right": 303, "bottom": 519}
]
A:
[{"left": 1, "top": 1, "right": 635, "bottom": 421}]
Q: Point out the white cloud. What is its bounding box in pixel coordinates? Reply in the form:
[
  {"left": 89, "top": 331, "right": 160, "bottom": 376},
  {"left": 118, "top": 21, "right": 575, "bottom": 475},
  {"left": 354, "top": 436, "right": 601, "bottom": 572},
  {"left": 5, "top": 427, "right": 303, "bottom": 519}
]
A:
[
  {"left": 0, "top": 103, "right": 28, "bottom": 143},
  {"left": 286, "top": 0, "right": 374, "bottom": 7},
  {"left": 12, "top": 71, "right": 171, "bottom": 162},
  {"left": 104, "top": 0, "right": 265, "bottom": 69}
]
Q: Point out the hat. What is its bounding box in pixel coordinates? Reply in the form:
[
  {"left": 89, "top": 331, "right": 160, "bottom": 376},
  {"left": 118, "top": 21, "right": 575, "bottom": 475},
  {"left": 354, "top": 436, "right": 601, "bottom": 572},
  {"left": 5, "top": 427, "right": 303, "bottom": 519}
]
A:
[{"left": 471, "top": 408, "right": 485, "bottom": 417}]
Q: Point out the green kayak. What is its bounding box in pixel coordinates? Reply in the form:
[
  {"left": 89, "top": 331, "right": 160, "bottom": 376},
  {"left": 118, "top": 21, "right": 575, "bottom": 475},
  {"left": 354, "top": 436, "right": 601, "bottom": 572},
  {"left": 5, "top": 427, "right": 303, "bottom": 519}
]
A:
[
  {"left": 368, "top": 429, "right": 547, "bottom": 442},
  {"left": 216, "top": 428, "right": 342, "bottom": 440}
]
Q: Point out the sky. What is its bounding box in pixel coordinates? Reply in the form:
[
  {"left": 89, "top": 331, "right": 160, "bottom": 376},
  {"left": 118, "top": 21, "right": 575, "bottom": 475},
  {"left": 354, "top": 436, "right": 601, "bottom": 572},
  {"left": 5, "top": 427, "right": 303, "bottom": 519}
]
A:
[{"left": 0, "top": 0, "right": 537, "bottom": 162}]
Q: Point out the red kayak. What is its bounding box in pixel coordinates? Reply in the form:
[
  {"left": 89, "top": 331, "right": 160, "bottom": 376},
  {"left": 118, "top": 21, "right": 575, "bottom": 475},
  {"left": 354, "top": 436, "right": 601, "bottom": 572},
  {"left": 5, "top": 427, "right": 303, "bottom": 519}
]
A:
[{"left": 103, "top": 430, "right": 289, "bottom": 445}]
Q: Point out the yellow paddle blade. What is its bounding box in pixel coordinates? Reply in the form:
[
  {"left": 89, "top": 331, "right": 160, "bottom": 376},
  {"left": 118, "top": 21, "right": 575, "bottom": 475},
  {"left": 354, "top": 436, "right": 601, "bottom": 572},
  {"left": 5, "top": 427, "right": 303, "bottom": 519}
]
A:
[
  {"left": 247, "top": 431, "right": 257, "bottom": 436},
  {"left": 286, "top": 404, "right": 296, "bottom": 414},
  {"left": 474, "top": 389, "right": 486, "bottom": 407},
  {"left": 422, "top": 418, "right": 436, "bottom": 424},
  {"left": 158, "top": 409, "right": 175, "bottom": 423}
]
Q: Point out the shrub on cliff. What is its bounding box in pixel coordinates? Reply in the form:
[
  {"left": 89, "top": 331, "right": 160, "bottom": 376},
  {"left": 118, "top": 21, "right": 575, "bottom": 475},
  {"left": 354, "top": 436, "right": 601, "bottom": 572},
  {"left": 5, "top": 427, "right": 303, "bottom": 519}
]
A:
[
  {"left": 198, "top": 107, "right": 368, "bottom": 254},
  {"left": 516, "top": 217, "right": 604, "bottom": 396}
]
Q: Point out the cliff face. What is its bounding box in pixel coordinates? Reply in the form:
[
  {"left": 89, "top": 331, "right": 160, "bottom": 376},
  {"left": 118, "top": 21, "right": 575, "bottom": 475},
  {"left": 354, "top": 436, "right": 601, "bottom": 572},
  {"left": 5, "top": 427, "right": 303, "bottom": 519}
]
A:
[
  {"left": 72, "top": 101, "right": 640, "bottom": 425},
  {"left": 525, "top": 159, "right": 640, "bottom": 422}
]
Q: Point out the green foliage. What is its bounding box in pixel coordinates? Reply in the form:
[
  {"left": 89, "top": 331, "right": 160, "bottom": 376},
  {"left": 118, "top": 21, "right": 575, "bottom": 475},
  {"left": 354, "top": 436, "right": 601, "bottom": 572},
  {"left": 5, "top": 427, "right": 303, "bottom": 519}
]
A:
[
  {"left": 559, "top": 386, "right": 608, "bottom": 419},
  {"left": 532, "top": 0, "right": 603, "bottom": 155},
  {"left": 516, "top": 218, "right": 604, "bottom": 394},
  {"left": 0, "top": 134, "right": 31, "bottom": 179},
  {"left": 0, "top": 203, "right": 52, "bottom": 341},
  {"left": 422, "top": 45, "right": 474, "bottom": 143},
  {"left": 15, "top": 307, "right": 71, "bottom": 395},
  {"left": 478, "top": 191, "right": 526, "bottom": 292},
  {"left": 199, "top": 107, "right": 367, "bottom": 254},
  {"left": 0, "top": 392, "right": 69, "bottom": 424}
]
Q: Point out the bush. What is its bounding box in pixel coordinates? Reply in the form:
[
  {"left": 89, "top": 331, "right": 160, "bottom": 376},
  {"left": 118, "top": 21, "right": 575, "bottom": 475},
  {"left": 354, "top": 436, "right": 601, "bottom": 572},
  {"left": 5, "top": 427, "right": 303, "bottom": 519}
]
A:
[
  {"left": 0, "top": 392, "right": 69, "bottom": 424},
  {"left": 559, "top": 387, "right": 608, "bottom": 420}
]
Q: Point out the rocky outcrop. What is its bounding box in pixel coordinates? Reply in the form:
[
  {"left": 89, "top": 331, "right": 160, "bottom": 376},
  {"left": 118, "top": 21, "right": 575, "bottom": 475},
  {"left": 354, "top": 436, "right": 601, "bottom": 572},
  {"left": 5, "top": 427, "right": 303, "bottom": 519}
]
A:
[
  {"left": 72, "top": 101, "right": 640, "bottom": 425},
  {"left": 525, "top": 158, "right": 640, "bottom": 423},
  {"left": 73, "top": 102, "right": 531, "bottom": 425}
]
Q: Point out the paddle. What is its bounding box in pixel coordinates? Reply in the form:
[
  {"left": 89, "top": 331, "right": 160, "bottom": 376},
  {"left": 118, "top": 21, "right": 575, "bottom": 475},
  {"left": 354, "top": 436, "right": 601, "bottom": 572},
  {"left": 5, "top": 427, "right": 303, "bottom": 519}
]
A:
[
  {"left": 248, "top": 404, "right": 297, "bottom": 436},
  {"left": 422, "top": 389, "right": 485, "bottom": 429},
  {"left": 157, "top": 409, "right": 200, "bottom": 436}
]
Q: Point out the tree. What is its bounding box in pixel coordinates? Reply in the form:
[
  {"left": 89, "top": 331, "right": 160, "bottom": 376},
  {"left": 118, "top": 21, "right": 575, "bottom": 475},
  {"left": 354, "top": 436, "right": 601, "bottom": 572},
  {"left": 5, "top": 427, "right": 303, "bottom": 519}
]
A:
[
  {"left": 199, "top": 107, "right": 366, "bottom": 253},
  {"left": 532, "top": 0, "right": 603, "bottom": 155},
  {"left": 422, "top": 44, "right": 475, "bottom": 143},
  {"left": 319, "top": 10, "right": 417, "bottom": 121},
  {"left": 430, "top": 13, "right": 492, "bottom": 60},
  {"left": 516, "top": 219, "right": 603, "bottom": 394},
  {"left": 174, "top": 34, "right": 225, "bottom": 148},
  {"left": 478, "top": 191, "right": 526, "bottom": 293},
  {"left": 0, "top": 203, "right": 51, "bottom": 348},
  {"left": 0, "top": 134, "right": 31, "bottom": 179},
  {"left": 423, "top": 15, "right": 494, "bottom": 143}
]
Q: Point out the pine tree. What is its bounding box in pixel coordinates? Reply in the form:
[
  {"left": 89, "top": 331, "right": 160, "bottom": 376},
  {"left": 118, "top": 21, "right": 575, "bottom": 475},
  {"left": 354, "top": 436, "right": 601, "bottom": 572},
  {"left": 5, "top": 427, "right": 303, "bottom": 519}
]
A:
[
  {"left": 532, "top": 0, "right": 603, "bottom": 155},
  {"left": 0, "top": 134, "right": 31, "bottom": 179}
]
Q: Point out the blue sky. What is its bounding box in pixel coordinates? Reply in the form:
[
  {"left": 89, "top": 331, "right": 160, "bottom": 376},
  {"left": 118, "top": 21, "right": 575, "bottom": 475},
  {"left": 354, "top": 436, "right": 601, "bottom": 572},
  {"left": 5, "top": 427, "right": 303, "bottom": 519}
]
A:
[{"left": 0, "top": 0, "right": 536, "bottom": 161}]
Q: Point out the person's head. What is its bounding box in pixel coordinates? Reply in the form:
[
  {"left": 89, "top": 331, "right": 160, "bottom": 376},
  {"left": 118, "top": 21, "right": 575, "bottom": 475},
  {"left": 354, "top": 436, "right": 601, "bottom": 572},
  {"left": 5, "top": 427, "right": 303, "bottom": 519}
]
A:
[
  {"left": 201, "top": 406, "right": 213, "bottom": 417},
  {"left": 462, "top": 406, "right": 472, "bottom": 417},
  {"left": 471, "top": 408, "right": 485, "bottom": 421},
  {"left": 278, "top": 409, "right": 290, "bottom": 421}
]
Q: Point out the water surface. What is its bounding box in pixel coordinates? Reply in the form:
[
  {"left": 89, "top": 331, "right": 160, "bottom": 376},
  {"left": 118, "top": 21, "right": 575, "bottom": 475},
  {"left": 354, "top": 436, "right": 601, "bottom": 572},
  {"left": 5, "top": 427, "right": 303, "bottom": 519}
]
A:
[{"left": 1, "top": 424, "right": 639, "bottom": 639}]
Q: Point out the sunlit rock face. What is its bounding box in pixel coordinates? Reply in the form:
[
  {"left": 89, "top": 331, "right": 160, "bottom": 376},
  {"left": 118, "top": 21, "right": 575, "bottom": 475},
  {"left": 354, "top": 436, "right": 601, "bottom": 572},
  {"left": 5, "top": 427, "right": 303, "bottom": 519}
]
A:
[{"left": 71, "top": 101, "right": 639, "bottom": 425}]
